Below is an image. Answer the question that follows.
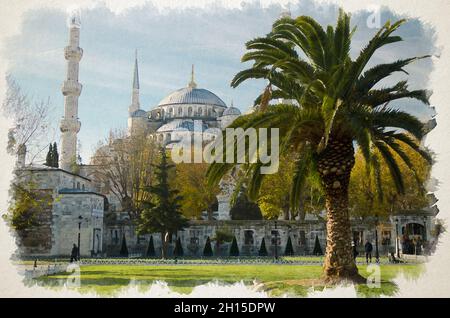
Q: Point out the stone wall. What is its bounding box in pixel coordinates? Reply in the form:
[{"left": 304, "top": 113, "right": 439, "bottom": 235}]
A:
[
  {"left": 52, "top": 193, "right": 105, "bottom": 257},
  {"left": 103, "top": 216, "right": 436, "bottom": 258}
]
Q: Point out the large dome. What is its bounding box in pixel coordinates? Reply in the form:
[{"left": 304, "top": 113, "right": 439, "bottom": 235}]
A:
[{"left": 157, "top": 87, "right": 227, "bottom": 108}]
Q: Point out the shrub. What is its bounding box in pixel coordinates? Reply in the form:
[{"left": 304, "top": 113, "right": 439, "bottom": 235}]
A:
[
  {"left": 258, "top": 237, "right": 268, "bottom": 256},
  {"left": 313, "top": 235, "right": 323, "bottom": 256},
  {"left": 174, "top": 237, "right": 184, "bottom": 257},
  {"left": 229, "top": 236, "right": 239, "bottom": 256},
  {"left": 146, "top": 235, "right": 155, "bottom": 257},
  {"left": 203, "top": 236, "right": 213, "bottom": 257},
  {"left": 284, "top": 236, "right": 294, "bottom": 256},
  {"left": 119, "top": 234, "right": 128, "bottom": 257}
]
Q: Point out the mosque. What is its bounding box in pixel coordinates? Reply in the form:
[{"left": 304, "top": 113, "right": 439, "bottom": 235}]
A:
[{"left": 12, "top": 17, "right": 439, "bottom": 259}]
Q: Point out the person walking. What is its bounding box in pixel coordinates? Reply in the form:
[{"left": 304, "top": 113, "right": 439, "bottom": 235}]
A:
[
  {"left": 365, "top": 240, "right": 373, "bottom": 264},
  {"left": 70, "top": 244, "right": 78, "bottom": 262}
]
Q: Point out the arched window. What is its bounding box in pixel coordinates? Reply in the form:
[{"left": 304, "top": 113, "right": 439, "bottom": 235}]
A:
[
  {"left": 178, "top": 107, "right": 183, "bottom": 116},
  {"left": 198, "top": 107, "right": 203, "bottom": 116},
  {"left": 76, "top": 182, "right": 80, "bottom": 190},
  {"left": 188, "top": 107, "right": 193, "bottom": 117},
  {"left": 168, "top": 108, "right": 173, "bottom": 117},
  {"left": 82, "top": 184, "right": 85, "bottom": 191}
]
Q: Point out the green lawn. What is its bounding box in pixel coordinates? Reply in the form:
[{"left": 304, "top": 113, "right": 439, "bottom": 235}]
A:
[{"left": 34, "top": 263, "right": 423, "bottom": 297}]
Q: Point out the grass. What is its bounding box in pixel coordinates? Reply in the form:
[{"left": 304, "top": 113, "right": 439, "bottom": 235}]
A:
[{"left": 34, "top": 262, "right": 424, "bottom": 297}]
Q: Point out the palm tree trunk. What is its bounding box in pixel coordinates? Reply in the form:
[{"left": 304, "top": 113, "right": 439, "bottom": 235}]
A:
[{"left": 318, "top": 138, "right": 364, "bottom": 283}]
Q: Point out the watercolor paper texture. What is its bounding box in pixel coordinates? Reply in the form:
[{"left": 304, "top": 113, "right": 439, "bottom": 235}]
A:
[{"left": 0, "top": 0, "right": 449, "bottom": 297}]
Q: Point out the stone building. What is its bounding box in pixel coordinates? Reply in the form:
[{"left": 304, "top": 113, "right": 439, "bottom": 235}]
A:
[{"left": 13, "top": 165, "right": 106, "bottom": 257}]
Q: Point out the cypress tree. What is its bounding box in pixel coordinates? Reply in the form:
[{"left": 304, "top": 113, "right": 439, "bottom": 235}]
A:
[
  {"left": 119, "top": 234, "right": 129, "bottom": 257},
  {"left": 313, "top": 235, "right": 323, "bottom": 256},
  {"left": 174, "top": 237, "right": 184, "bottom": 257},
  {"left": 203, "top": 236, "right": 213, "bottom": 257},
  {"left": 229, "top": 236, "right": 239, "bottom": 257},
  {"left": 137, "top": 148, "right": 188, "bottom": 259},
  {"left": 146, "top": 235, "right": 155, "bottom": 257},
  {"left": 45, "top": 143, "right": 53, "bottom": 167},
  {"left": 284, "top": 236, "right": 294, "bottom": 256},
  {"left": 258, "top": 237, "right": 268, "bottom": 256},
  {"left": 52, "top": 142, "right": 59, "bottom": 168}
]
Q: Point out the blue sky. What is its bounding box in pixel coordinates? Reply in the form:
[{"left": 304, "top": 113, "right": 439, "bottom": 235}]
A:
[{"left": 2, "top": 0, "right": 437, "bottom": 162}]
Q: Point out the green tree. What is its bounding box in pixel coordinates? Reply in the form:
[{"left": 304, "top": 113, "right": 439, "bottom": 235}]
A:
[
  {"left": 174, "top": 237, "right": 184, "bottom": 257},
  {"left": 229, "top": 236, "right": 240, "bottom": 257},
  {"left": 52, "top": 142, "right": 59, "bottom": 168},
  {"left": 146, "top": 235, "right": 155, "bottom": 257},
  {"left": 207, "top": 10, "right": 432, "bottom": 283},
  {"left": 284, "top": 236, "right": 294, "bottom": 256},
  {"left": 203, "top": 236, "right": 213, "bottom": 257},
  {"left": 258, "top": 237, "right": 268, "bottom": 256},
  {"left": 350, "top": 141, "right": 431, "bottom": 218},
  {"left": 258, "top": 154, "right": 323, "bottom": 220},
  {"left": 174, "top": 161, "right": 220, "bottom": 220},
  {"left": 6, "top": 182, "right": 53, "bottom": 231},
  {"left": 45, "top": 144, "right": 53, "bottom": 167},
  {"left": 212, "top": 228, "right": 234, "bottom": 256},
  {"left": 137, "top": 149, "right": 188, "bottom": 259},
  {"left": 230, "top": 191, "right": 263, "bottom": 220}
]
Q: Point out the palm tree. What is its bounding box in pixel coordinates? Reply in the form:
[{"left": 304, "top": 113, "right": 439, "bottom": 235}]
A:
[{"left": 207, "top": 10, "right": 432, "bottom": 283}]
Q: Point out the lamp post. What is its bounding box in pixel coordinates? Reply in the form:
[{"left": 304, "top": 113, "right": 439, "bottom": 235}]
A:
[
  {"left": 77, "top": 215, "right": 83, "bottom": 260},
  {"left": 395, "top": 218, "right": 400, "bottom": 258},
  {"left": 374, "top": 215, "right": 379, "bottom": 263},
  {"left": 274, "top": 221, "right": 278, "bottom": 261}
]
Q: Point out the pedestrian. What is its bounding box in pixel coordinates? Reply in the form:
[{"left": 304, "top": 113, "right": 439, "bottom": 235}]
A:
[
  {"left": 364, "top": 240, "right": 373, "bottom": 264},
  {"left": 352, "top": 240, "right": 359, "bottom": 261},
  {"left": 70, "top": 244, "right": 78, "bottom": 262}
]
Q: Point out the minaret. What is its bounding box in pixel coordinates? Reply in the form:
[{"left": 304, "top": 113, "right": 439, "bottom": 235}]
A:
[
  {"left": 188, "top": 64, "right": 197, "bottom": 88},
  {"left": 128, "top": 49, "right": 140, "bottom": 115},
  {"left": 60, "top": 16, "right": 83, "bottom": 172}
]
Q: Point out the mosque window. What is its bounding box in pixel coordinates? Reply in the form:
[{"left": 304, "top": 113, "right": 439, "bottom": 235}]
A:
[
  {"left": 190, "top": 237, "right": 199, "bottom": 245},
  {"left": 244, "top": 230, "right": 255, "bottom": 245},
  {"left": 199, "top": 107, "right": 203, "bottom": 116},
  {"left": 271, "top": 230, "right": 281, "bottom": 246},
  {"left": 76, "top": 182, "right": 80, "bottom": 190},
  {"left": 178, "top": 107, "right": 182, "bottom": 116},
  {"left": 169, "top": 108, "right": 173, "bottom": 117},
  {"left": 82, "top": 184, "right": 85, "bottom": 191},
  {"left": 188, "top": 107, "right": 192, "bottom": 116}
]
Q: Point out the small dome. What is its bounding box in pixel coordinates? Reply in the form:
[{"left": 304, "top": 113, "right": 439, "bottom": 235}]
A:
[
  {"left": 131, "top": 109, "right": 147, "bottom": 118},
  {"left": 223, "top": 106, "right": 241, "bottom": 116},
  {"left": 156, "top": 119, "right": 208, "bottom": 133},
  {"left": 158, "top": 87, "right": 226, "bottom": 108}
]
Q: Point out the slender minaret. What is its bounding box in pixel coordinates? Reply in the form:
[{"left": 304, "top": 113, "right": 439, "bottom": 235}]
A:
[
  {"left": 60, "top": 16, "right": 83, "bottom": 172},
  {"left": 128, "top": 49, "right": 140, "bottom": 115},
  {"left": 188, "top": 64, "right": 197, "bottom": 88}
]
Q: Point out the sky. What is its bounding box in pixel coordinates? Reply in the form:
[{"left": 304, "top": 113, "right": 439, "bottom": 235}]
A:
[{"left": 1, "top": 0, "right": 437, "bottom": 163}]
